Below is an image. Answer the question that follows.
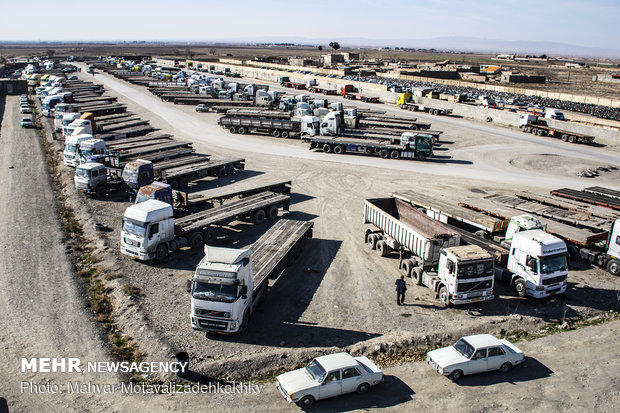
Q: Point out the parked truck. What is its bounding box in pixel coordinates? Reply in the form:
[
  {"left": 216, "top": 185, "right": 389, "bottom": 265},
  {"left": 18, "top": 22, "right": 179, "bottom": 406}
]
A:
[
  {"left": 74, "top": 162, "right": 123, "bottom": 197},
  {"left": 519, "top": 114, "right": 594, "bottom": 144},
  {"left": 363, "top": 197, "right": 495, "bottom": 306},
  {"left": 120, "top": 191, "right": 290, "bottom": 261},
  {"left": 308, "top": 131, "right": 434, "bottom": 161},
  {"left": 187, "top": 219, "right": 313, "bottom": 334},
  {"left": 397, "top": 93, "right": 453, "bottom": 116},
  {"left": 218, "top": 114, "right": 319, "bottom": 138},
  {"left": 64, "top": 134, "right": 94, "bottom": 166}
]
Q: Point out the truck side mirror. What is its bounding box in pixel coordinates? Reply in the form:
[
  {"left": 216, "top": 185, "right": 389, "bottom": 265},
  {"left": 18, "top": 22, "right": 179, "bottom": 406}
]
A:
[
  {"left": 240, "top": 285, "right": 248, "bottom": 298},
  {"left": 186, "top": 279, "right": 192, "bottom": 293}
]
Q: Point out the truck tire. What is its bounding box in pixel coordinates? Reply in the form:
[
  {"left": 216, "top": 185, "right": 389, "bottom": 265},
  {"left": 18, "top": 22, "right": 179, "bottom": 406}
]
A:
[
  {"left": 323, "top": 144, "right": 333, "bottom": 153},
  {"left": 566, "top": 244, "right": 579, "bottom": 261},
  {"left": 271, "top": 130, "right": 280, "bottom": 137},
  {"left": 228, "top": 126, "right": 237, "bottom": 134},
  {"left": 401, "top": 259, "right": 413, "bottom": 277},
  {"left": 530, "top": 128, "right": 537, "bottom": 135},
  {"left": 412, "top": 267, "right": 423, "bottom": 285},
  {"left": 416, "top": 152, "right": 427, "bottom": 161},
  {"left": 379, "top": 149, "right": 389, "bottom": 158},
  {"left": 281, "top": 131, "right": 290, "bottom": 138},
  {"left": 189, "top": 232, "right": 204, "bottom": 250},
  {"left": 216, "top": 167, "right": 227, "bottom": 178},
  {"left": 409, "top": 125, "right": 419, "bottom": 130},
  {"left": 438, "top": 286, "right": 450, "bottom": 307},
  {"left": 179, "top": 178, "right": 189, "bottom": 189},
  {"left": 95, "top": 185, "right": 106, "bottom": 198},
  {"left": 252, "top": 209, "right": 266, "bottom": 225},
  {"left": 607, "top": 259, "right": 620, "bottom": 276},
  {"left": 377, "top": 240, "right": 391, "bottom": 257},
  {"left": 203, "top": 227, "right": 217, "bottom": 244},
  {"left": 390, "top": 150, "right": 400, "bottom": 159},
  {"left": 514, "top": 278, "right": 526, "bottom": 297},
  {"left": 237, "top": 126, "right": 246, "bottom": 134},
  {"left": 333, "top": 144, "right": 345, "bottom": 154},
  {"left": 155, "top": 244, "right": 168, "bottom": 262},
  {"left": 568, "top": 135, "right": 576, "bottom": 143},
  {"left": 367, "top": 234, "right": 378, "bottom": 250},
  {"left": 169, "top": 180, "right": 179, "bottom": 190},
  {"left": 309, "top": 142, "right": 317, "bottom": 149},
  {"left": 266, "top": 205, "right": 278, "bottom": 220},
  {"left": 561, "top": 134, "right": 568, "bottom": 142},
  {"left": 226, "top": 165, "right": 236, "bottom": 175},
  {"left": 536, "top": 129, "right": 544, "bottom": 136}
]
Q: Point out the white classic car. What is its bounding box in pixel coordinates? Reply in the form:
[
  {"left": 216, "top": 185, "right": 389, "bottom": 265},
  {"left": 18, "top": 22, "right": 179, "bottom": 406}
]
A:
[
  {"left": 426, "top": 334, "right": 524, "bottom": 381},
  {"left": 276, "top": 352, "right": 384, "bottom": 408}
]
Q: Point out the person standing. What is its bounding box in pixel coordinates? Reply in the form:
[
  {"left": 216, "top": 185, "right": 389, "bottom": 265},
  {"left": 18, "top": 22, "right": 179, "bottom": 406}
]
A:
[{"left": 395, "top": 275, "right": 407, "bottom": 305}]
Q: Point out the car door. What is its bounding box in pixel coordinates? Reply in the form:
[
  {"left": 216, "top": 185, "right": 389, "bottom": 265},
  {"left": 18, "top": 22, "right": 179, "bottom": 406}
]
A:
[
  {"left": 341, "top": 367, "right": 363, "bottom": 394},
  {"left": 319, "top": 370, "right": 342, "bottom": 399},
  {"left": 467, "top": 348, "right": 488, "bottom": 374},
  {"left": 487, "top": 346, "right": 507, "bottom": 370}
]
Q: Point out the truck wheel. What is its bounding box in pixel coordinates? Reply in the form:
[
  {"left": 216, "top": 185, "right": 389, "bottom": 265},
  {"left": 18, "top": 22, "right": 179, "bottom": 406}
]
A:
[
  {"left": 203, "top": 227, "right": 217, "bottom": 244},
  {"left": 412, "top": 267, "right": 423, "bottom": 285},
  {"left": 530, "top": 128, "right": 537, "bottom": 135},
  {"left": 169, "top": 180, "right": 179, "bottom": 190},
  {"left": 474, "top": 230, "right": 489, "bottom": 239},
  {"left": 536, "top": 129, "right": 544, "bottom": 136},
  {"left": 409, "top": 125, "right": 419, "bottom": 130},
  {"left": 415, "top": 152, "right": 427, "bottom": 161},
  {"left": 439, "top": 286, "right": 450, "bottom": 306},
  {"left": 179, "top": 178, "right": 189, "bottom": 189},
  {"left": 281, "top": 131, "right": 290, "bottom": 138},
  {"left": 379, "top": 149, "right": 389, "bottom": 158},
  {"left": 237, "top": 126, "right": 246, "bottom": 134},
  {"left": 499, "top": 362, "right": 512, "bottom": 373},
  {"left": 449, "top": 370, "right": 463, "bottom": 382},
  {"left": 95, "top": 185, "right": 106, "bottom": 198},
  {"left": 561, "top": 134, "right": 568, "bottom": 142},
  {"left": 377, "top": 240, "right": 391, "bottom": 257},
  {"left": 323, "top": 144, "right": 333, "bottom": 153},
  {"left": 566, "top": 244, "right": 579, "bottom": 261},
  {"left": 228, "top": 126, "right": 237, "bottom": 134},
  {"left": 309, "top": 142, "right": 317, "bottom": 149},
  {"left": 333, "top": 144, "right": 345, "bottom": 154},
  {"left": 607, "top": 259, "right": 620, "bottom": 276},
  {"left": 155, "top": 244, "right": 168, "bottom": 262},
  {"left": 272, "top": 130, "right": 281, "bottom": 138},
  {"left": 189, "top": 232, "right": 204, "bottom": 250},
  {"left": 226, "top": 165, "right": 236, "bottom": 175},
  {"left": 390, "top": 150, "right": 400, "bottom": 159},
  {"left": 514, "top": 278, "right": 527, "bottom": 297},
  {"left": 252, "top": 209, "right": 266, "bottom": 225},
  {"left": 266, "top": 205, "right": 279, "bottom": 220},
  {"left": 356, "top": 383, "right": 370, "bottom": 394},
  {"left": 297, "top": 395, "right": 314, "bottom": 408},
  {"left": 401, "top": 259, "right": 413, "bottom": 277},
  {"left": 216, "top": 167, "right": 227, "bottom": 178},
  {"left": 367, "top": 234, "right": 378, "bottom": 250},
  {"left": 568, "top": 135, "right": 576, "bottom": 143},
  {"left": 238, "top": 310, "right": 250, "bottom": 333}
]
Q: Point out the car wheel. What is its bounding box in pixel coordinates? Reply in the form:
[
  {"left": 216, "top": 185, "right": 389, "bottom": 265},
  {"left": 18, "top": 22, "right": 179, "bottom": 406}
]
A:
[
  {"left": 499, "top": 362, "right": 512, "bottom": 373},
  {"left": 356, "top": 383, "right": 370, "bottom": 394},
  {"left": 514, "top": 278, "right": 527, "bottom": 297},
  {"left": 297, "top": 395, "right": 314, "bottom": 408},
  {"left": 449, "top": 369, "right": 463, "bottom": 381}
]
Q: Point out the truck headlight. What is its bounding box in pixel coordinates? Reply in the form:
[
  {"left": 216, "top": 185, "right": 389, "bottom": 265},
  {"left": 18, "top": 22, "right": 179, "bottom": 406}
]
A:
[
  {"left": 230, "top": 322, "right": 237, "bottom": 330},
  {"left": 191, "top": 317, "right": 196, "bottom": 325}
]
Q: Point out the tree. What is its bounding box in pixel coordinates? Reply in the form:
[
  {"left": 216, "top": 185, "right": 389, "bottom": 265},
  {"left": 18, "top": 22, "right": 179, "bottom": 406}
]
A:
[
  {"left": 317, "top": 45, "right": 323, "bottom": 51},
  {"left": 329, "top": 42, "right": 341, "bottom": 52},
  {"left": 46, "top": 49, "right": 55, "bottom": 58},
  {"left": 186, "top": 49, "right": 195, "bottom": 59},
  {"left": 209, "top": 49, "right": 217, "bottom": 56}
]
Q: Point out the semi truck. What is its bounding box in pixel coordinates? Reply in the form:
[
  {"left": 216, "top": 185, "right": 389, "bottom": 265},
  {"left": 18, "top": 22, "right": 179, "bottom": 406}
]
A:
[
  {"left": 121, "top": 157, "right": 245, "bottom": 191},
  {"left": 74, "top": 162, "right": 123, "bottom": 197},
  {"left": 120, "top": 191, "right": 290, "bottom": 261},
  {"left": 308, "top": 132, "right": 434, "bottom": 161},
  {"left": 135, "top": 177, "right": 292, "bottom": 214},
  {"left": 64, "top": 134, "right": 94, "bottom": 166},
  {"left": 397, "top": 93, "right": 453, "bottom": 116},
  {"left": 363, "top": 197, "right": 495, "bottom": 306},
  {"left": 390, "top": 191, "right": 570, "bottom": 298},
  {"left": 187, "top": 219, "right": 313, "bottom": 334},
  {"left": 518, "top": 114, "right": 594, "bottom": 144},
  {"left": 218, "top": 114, "right": 319, "bottom": 138}
]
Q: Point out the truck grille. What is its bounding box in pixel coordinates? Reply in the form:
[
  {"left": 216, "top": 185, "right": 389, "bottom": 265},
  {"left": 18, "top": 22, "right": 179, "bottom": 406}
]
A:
[
  {"left": 195, "top": 309, "right": 229, "bottom": 318},
  {"left": 542, "top": 275, "right": 567, "bottom": 286},
  {"left": 456, "top": 280, "right": 492, "bottom": 292},
  {"left": 198, "top": 318, "right": 228, "bottom": 330},
  {"left": 123, "top": 238, "right": 140, "bottom": 247}
]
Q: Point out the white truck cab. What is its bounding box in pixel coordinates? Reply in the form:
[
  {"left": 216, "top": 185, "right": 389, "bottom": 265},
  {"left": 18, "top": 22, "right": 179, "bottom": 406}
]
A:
[
  {"left": 65, "top": 119, "right": 93, "bottom": 137},
  {"left": 545, "top": 108, "right": 565, "bottom": 121},
  {"left": 61, "top": 113, "right": 82, "bottom": 136},
  {"left": 75, "top": 162, "right": 107, "bottom": 197},
  {"left": 518, "top": 113, "right": 538, "bottom": 128},
  {"left": 120, "top": 200, "right": 175, "bottom": 261},
  {"left": 77, "top": 138, "right": 106, "bottom": 164},
  {"left": 63, "top": 134, "right": 94, "bottom": 166},
  {"left": 507, "top": 229, "right": 568, "bottom": 298}
]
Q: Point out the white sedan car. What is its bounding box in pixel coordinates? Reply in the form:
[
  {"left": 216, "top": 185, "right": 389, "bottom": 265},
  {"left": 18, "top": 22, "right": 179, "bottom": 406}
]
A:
[
  {"left": 427, "top": 334, "right": 524, "bottom": 381},
  {"left": 276, "top": 352, "right": 383, "bottom": 408}
]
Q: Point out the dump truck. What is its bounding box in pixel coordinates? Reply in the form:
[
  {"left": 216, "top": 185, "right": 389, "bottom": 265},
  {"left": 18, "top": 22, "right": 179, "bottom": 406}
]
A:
[
  {"left": 518, "top": 114, "right": 594, "bottom": 144},
  {"left": 363, "top": 197, "right": 495, "bottom": 306},
  {"left": 135, "top": 177, "right": 292, "bottom": 214},
  {"left": 187, "top": 219, "right": 313, "bottom": 334},
  {"left": 308, "top": 132, "right": 434, "bottom": 161},
  {"left": 218, "top": 114, "right": 319, "bottom": 138},
  {"left": 120, "top": 191, "right": 290, "bottom": 261}
]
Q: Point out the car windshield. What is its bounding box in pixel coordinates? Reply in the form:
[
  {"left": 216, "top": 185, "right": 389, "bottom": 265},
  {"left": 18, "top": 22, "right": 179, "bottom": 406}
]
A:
[
  {"left": 192, "top": 281, "right": 237, "bottom": 303},
  {"left": 457, "top": 260, "right": 494, "bottom": 279},
  {"left": 122, "top": 218, "right": 146, "bottom": 237},
  {"left": 75, "top": 168, "right": 89, "bottom": 178},
  {"left": 306, "top": 360, "right": 326, "bottom": 382},
  {"left": 540, "top": 253, "right": 568, "bottom": 274},
  {"left": 454, "top": 338, "right": 475, "bottom": 359}
]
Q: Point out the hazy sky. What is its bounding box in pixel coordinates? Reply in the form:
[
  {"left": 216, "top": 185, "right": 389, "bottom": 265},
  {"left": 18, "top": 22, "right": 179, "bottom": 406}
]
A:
[{"left": 0, "top": 0, "right": 617, "bottom": 49}]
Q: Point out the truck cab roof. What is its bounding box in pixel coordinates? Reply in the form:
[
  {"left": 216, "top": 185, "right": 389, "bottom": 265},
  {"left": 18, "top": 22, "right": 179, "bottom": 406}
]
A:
[
  {"left": 512, "top": 229, "right": 567, "bottom": 255},
  {"left": 443, "top": 245, "right": 493, "bottom": 262},
  {"left": 124, "top": 199, "right": 173, "bottom": 223},
  {"left": 77, "top": 162, "right": 105, "bottom": 171}
]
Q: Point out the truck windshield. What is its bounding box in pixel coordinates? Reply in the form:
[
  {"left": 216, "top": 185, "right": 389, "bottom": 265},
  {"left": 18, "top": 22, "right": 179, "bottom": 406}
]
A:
[
  {"left": 306, "top": 360, "right": 326, "bottom": 382},
  {"left": 122, "top": 218, "right": 146, "bottom": 237},
  {"left": 75, "top": 168, "right": 89, "bottom": 179},
  {"left": 65, "top": 143, "right": 77, "bottom": 153},
  {"left": 192, "top": 282, "right": 237, "bottom": 303},
  {"left": 122, "top": 170, "right": 138, "bottom": 183},
  {"left": 134, "top": 192, "right": 151, "bottom": 204},
  {"left": 454, "top": 338, "right": 475, "bottom": 359},
  {"left": 457, "top": 261, "right": 494, "bottom": 279},
  {"left": 540, "top": 254, "right": 568, "bottom": 274},
  {"left": 79, "top": 148, "right": 93, "bottom": 158}
]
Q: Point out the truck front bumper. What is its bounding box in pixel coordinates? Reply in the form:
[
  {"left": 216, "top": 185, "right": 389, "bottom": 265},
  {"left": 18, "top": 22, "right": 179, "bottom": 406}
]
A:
[
  {"left": 120, "top": 245, "right": 152, "bottom": 261},
  {"left": 529, "top": 283, "right": 567, "bottom": 298},
  {"left": 191, "top": 316, "right": 238, "bottom": 334},
  {"left": 452, "top": 294, "right": 494, "bottom": 305}
]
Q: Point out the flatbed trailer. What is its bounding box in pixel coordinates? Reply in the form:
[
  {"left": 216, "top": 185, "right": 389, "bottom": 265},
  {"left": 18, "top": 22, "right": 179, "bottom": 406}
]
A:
[
  {"left": 72, "top": 96, "right": 118, "bottom": 105},
  {"left": 399, "top": 103, "right": 453, "bottom": 116},
  {"left": 95, "top": 116, "right": 140, "bottom": 129},
  {"left": 343, "top": 93, "right": 381, "bottom": 103},
  {"left": 96, "top": 124, "right": 155, "bottom": 141},
  {"left": 358, "top": 119, "right": 432, "bottom": 130},
  {"left": 308, "top": 86, "right": 338, "bottom": 95},
  {"left": 308, "top": 135, "right": 433, "bottom": 161},
  {"left": 335, "top": 129, "right": 443, "bottom": 143},
  {"left": 95, "top": 112, "right": 135, "bottom": 122},
  {"left": 157, "top": 157, "right": 246, "bottom": 188},
  {"left": 73, "top": 104, "right": 127, "bottom": 116},
  {"left": 551, "top": 187, "right": 620, "bottom": 211},
  {"left": 521, "top": 122, "right": 595, "bottom": 144},
  {"left": 98, "top": 119, "right": 149, "bottom": 133},
  {"left": 176, "top": 98, "right": 253, "bottom": 107},
  {"left": 218, "top": 116, "right": 305, "bottom": 138},
  {"left": 107, "top": 140, "right": 194, "bottom": 168},
  {"left": 224, "top": 109, "right": 292, "bottom": 119}
]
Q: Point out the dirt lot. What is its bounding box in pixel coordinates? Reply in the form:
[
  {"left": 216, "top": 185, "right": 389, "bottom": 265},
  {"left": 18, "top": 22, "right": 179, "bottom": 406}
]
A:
[{"left": 29, "top": 65, "right": 618, "bottom": 383}]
